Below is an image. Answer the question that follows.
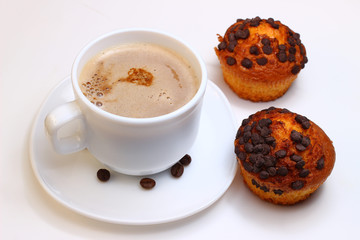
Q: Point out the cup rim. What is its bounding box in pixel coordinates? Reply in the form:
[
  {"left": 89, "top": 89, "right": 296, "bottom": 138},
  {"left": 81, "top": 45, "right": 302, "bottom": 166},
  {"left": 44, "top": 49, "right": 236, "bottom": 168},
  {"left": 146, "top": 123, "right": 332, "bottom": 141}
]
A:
[{"left": 71, "top": 28, "right": 207, "bottom": 125}]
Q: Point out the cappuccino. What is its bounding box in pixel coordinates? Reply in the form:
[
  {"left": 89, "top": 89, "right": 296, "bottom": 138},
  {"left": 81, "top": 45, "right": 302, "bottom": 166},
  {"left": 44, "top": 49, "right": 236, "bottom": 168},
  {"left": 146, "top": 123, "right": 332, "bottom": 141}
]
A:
[{"left": 79, "top": 43, "right": 199, "bottom": 118}]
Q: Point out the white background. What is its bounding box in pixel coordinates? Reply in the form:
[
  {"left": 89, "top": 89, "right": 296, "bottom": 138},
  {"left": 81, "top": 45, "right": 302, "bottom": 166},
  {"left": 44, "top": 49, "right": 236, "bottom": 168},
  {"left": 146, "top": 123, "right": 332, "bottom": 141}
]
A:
[{"left": 1, "top": 0, "right": 359, "bottom": 239}]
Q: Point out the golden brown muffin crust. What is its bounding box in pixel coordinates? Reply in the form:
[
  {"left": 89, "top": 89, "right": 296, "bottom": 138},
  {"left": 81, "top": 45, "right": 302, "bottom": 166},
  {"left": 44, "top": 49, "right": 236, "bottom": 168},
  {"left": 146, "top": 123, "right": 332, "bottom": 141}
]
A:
[{"left": 234, "top": 107, "right": 335, "bottom": 205}]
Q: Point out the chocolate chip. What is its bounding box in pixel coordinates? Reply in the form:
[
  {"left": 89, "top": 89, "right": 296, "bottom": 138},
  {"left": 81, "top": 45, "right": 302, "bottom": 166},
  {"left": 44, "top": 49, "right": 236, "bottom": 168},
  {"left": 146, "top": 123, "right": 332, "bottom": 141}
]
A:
[
  {"left": 261, "top": 38, "right": 270, "bottom": 46},
  {"left": 249, "top": 45, "right": 259, "bottom": 55},
  {"left": 235, "top": 29, "right": 250, "bottom": 39},
  {"left": 228, "top": 32, "right": 236, "bottom": 41},
  {"left": 255, "top": 157, "right": 265, "bottom": 168},
  {"left": 242, "top": 118, "right": 250, "bottom": 126},
  {"left": 260, "top": 127, "right": 271, "bottom": 137},
  {"left": 277, "top": 52, "right": 287, "bottom": 62},
  {"left": 290, "top": 130, "right": 303, "bottom": 143},
  {"left": 291, "top": 180, "right": 304, "bottom": 190},
  {"left": 244, "top": 142, "right": 254, "bottom": 153},
  {"left": 250, "top": 17, "right": 261, "bottom": 27},
  {"left": 262, "top": 144, "right": 271, "bottom": 155},
  {"left": 218, "top": 41, "right": 227, "bottom": 50},
  {"left": 275, "top": 150, "right": 287, "bottom": 158},
  {"left": 251, "top": 133, "right": 262, "bottom": 145},
  {"left": 262, "top": 45, "right": 273, "bottom": 55},
  {"left": 300, "top": 44, "right": 306, "bottom": 55},
  {"left": 290, "top": 154, "right": 302, "bottom": 162},
  {"left": 295, "top": 160, "right": 305, "bottom": 169},
  {"left": 179, "top": 154, "right": 192, "bottom": 166},
  {"left": 97, "top": 169, "right": 110, "bottom": 182},
  {"left": 252, "top": 179, "right": 260, "bottom": 188},
  {"left": 227, "top": 41, "right": 237, "bottom": 52},
  {"left": 295, "top": 115, "right": 311, "bottom": 129},
  {"left": 288, "top": 36, "right": 296, "bottom": 46},
  {"left": 243, "top": 161, "right": 254, "bottom": 172},
  {"left": 301, "top": 136, "right": 311, "bottom": 147},
  {"left": 253, "top": 166, "right": 262, "bottom": 173},
  {"left": 265, "top": 136, "right": 276, "bottom": 145},
  {"left": 140, "top": 178, "right": 156, "bottom": 189},
  {"left": 237, "top": 151, "right": 247, "bottom": 161},
  {"left": 278, "top": 44, "right": 287, "bottom": 51},
  {"left": 273, "top": 189, "right": 283, "bottom": 195},
  {"left": 244, "top": 124, "right": 252, "bottom": 132},
  {"left": 243, "top": 131, "right": 252, "bottom": 143},
  {"left": 254, "top": 144, "right": 264, "bottom": 154},
  {"left": 260, "top": 185, "right": 269, "bottom": 192},
  {"left": 291, "top": 65, "right": 301, "bottom": 74},
  {"left": 226, "top": 56, "right": 236, "bottom": 66},
  {"left": 259, "top": 171, "right": 269, "bottom": 179},
  {"left": 259, "top": 118, "right": 272, "bottom": 127},
  {"left": 256, "top": 57, "right": 268, "bottom": 66},
  {"left": 267, "top": 167, "right": 277, "bottom": 176},
  {"left": 299, "top": 169, "right": 310, "bottom": 178},
  {"left": 264, "top": 157, "right": 275, "bottom": 168},
  {"left": 289, "top": 47, "right": 296, "bottom": 54},
  {"left": 316, "top": 157, "right": 325, "bottom": 170},
  {"left": 241, "top": 58, "right": 253, "bottom": 69},
  {"left": 171, "top": 162, "right": 184, "bottom": 178},
  {"left": 249, "top": 154, "right": 258, "bottom": 164},
  {"left": 288, "top": 54, "right": 295, "bottom": 62},
  {"left": 277, "top": 166, "right": 288, "bottom": 176}
]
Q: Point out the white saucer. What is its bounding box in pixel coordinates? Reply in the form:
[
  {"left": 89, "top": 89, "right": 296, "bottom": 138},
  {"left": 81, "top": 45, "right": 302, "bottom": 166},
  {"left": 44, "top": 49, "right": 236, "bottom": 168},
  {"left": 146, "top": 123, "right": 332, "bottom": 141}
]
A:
[{"left": 29, "top": 77, "right": 238, "bottom": 225}]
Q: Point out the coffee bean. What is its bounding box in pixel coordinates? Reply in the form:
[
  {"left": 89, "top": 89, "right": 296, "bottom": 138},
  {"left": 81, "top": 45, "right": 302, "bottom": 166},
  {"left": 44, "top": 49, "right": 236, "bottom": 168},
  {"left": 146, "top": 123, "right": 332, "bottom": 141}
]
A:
[
  {"left": 259, "top": 171, "right": 269, "bottom": 179},
  {"left": 275, "top": 150, "right": 287, "bottom": 158},
  {"left": 171, "top": 162, "right": 184, "bottom": 178},
  {"left": 290, "top": 154, "right": 302, "bottom": 162},
  {"left": 299, "top": 169, "right": 310, "bottom": 178},
  {"left": 290, "top": 130, "right": 303, "bottom": 143},
  {"left": 291, "top": 180, "right": 304, "bottom": 190},
  {"left": 235, "top": 29, "right": 250, "bottom": 39},
  {"left": 97, "top": 169, "right": 110, "bottom": 182},
  {"left": 140, "top": 178, "right": 156, "bottom": 189},
  {"left": 277, "top": 166, "right": 288, "bottom": 176},
  {"left": 256, "top": 57, "right": 268, "bottom": 66},
  {"left": 316, "top": 157, "right": 325, "bottom": 170},
  {"left": 226, "top": 56, "right": 236, "bottom": 66},
  {"left": 262, "top": 45, "right": 273, "bottom": 55},
  {"left": 241, "top": 58, "right": 253, "bottom": 69},
  {"left": 273, "top": 189, "right": 283, "bottom": 195},
  {"left": 218, "top": 41, "right": 227, "bottom": 50},
  {"left": 179, "top": 154, "right": 192, "bottom": 166},
  {"left": 291, "top": 65, "right": 301, "bottom": 74},
  {"left": 250, "top": 45, "right": 260, "bottom": 55}
]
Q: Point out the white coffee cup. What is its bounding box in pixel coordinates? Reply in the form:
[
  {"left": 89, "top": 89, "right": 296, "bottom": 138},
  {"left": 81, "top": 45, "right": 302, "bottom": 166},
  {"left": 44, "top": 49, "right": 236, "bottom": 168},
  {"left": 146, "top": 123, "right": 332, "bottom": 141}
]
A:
[{"left": 44, "top": 29, "right": 207, "bottom": 176}]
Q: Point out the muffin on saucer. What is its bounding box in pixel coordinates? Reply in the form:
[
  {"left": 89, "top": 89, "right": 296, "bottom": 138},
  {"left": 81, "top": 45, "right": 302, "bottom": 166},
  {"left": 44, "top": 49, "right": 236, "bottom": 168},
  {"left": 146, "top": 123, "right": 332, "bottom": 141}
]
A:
[{"left": 215, "top": 17, "right": 308, "bottom": 102}]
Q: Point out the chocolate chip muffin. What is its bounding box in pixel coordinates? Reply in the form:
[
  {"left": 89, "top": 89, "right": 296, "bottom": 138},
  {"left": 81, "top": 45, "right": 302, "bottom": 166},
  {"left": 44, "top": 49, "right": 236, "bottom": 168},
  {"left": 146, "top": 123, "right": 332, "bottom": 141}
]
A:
[
  {"left": 234, "top": 107, "right": 335, "bottom": 205},
  {"left": 215, "top": 17, "right": 308, "bottom": 102}
]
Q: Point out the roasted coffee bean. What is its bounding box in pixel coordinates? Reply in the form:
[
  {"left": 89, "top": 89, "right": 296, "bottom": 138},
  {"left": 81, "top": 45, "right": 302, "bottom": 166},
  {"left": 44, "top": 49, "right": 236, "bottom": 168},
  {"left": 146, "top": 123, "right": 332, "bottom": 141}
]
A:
[
  {"left": 241, "top": 58, "right": 253, "bottom": 69},
  {"left": 259, "top": 170, "right": 269, "bottom": 179},
  {"left": 277, "top": 52, "right": 287, "bottom": 62},
  {"left": 218, "top": 41, "right": 227, "bottom": 50},
  {"left": 226, "top": 56, "right": 236, "bottom": 66},
  {"left": 244, "top": 142, "right": 254, "bottom": 153},
  {"left": 97, "top": 169, "right": 110, "bottom": 182},
  {"left": 295, "top": 160, "right": 306, "bottom": 169},
  {"left": 291, "top": 65, "right": 301, "bottom": 74},
  {"left": 273, "top": 189, "right": 283, "bottom": 195},
  {"left": 291, "top": 180, "right": 304, "bottom": 190},
  {"left": 316, "top": 157, "right": 325, "bottom": 170},
  {"left": 261, "top": 38, "right": 270, "bottom": 46},
  {"left": 277, "top": 166, "right": 288, "bottom": 176},
  {"left": 179, "top": 154, "right": 192, "bottom": 166},
  {"left": 140, "top": 178, "right": 156, "bottom": 189},
  {"left": 171, "top": 163, "right": 184, "bottom": 178},
  {"left": 250, "top": 45, "right": 260, "bottom": 55},
  {"left": 256, "top": 57, "right": 268, "bottom": 66},
  {"left": 290, "top": 130, "right": 303, "bottom": 143},
  {"left": 262, "top": 45, "right": 273, "bottom": 55},
  {"left": 290, "top": 154, "right": 302, "bottom": 162},
  {"left": 301, "top": 136, "right": 311, "bottom": 147},
  {"left": 275, "top": 150, "right": 287, "bottom": 158},
  {"left": 235, "top": 29, "right": 250, "bottom": 39},
  {"left": 299, "top": 169, "right": 310, "bottom": 178},
  {"left": 267, "top": 167, "right": 277, "bottom": 176}
]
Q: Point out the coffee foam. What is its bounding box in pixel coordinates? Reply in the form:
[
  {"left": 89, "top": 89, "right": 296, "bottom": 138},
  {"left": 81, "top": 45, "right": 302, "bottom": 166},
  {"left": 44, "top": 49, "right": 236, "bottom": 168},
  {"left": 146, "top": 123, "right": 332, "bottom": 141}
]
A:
[{"left": 79, "top": 43, "right": 199, "bottom": 118}]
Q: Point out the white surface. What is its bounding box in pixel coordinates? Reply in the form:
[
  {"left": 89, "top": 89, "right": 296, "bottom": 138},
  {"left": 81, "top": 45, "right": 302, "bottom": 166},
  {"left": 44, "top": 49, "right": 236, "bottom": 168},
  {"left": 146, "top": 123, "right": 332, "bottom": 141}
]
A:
[
  {"left": 29, "top": 77, "right": 237, "bottom": 225},
  {"left": 1, "top": 0, "right": 359, "bottom": 239}
]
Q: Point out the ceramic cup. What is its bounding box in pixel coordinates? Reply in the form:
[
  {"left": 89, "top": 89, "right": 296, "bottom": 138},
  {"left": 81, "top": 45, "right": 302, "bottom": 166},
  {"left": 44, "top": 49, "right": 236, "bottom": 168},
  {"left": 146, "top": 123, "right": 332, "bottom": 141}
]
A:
[{"left": 44, "top": 29, "right": 207, "bottom": 176}]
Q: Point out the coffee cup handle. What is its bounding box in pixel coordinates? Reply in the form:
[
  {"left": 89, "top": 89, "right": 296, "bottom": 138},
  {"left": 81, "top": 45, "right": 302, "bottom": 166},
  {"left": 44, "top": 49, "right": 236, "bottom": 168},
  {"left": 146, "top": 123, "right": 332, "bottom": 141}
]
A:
[{"left": 44, "top": 101, "right": 87, "bottom": 154}]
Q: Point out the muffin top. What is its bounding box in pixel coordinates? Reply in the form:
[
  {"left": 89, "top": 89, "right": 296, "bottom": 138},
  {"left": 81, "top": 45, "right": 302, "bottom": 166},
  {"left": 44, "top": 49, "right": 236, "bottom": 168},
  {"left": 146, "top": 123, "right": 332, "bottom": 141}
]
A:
[{"left": 215, "top": 17, "right": 308, "bottom": 82}]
